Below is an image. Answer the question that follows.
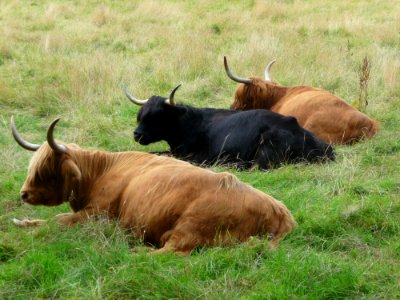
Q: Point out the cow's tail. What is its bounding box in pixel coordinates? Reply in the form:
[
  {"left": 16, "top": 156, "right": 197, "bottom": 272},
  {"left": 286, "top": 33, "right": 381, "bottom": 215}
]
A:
[
  {"left": 343, "top": 112, "right": 380, "bottom": 143},
  {"left": 269, "top": 202, "right": 297, "bottom": 248},
  {"left": 366, "top": 119, "right": 380, "bottom": 139},
  {"left": 357, "top": 116, "right": 380, "bottom": 142}
]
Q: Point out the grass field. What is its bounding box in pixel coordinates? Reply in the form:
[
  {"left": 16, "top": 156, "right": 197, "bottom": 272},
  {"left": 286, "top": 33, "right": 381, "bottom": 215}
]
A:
[{"left": 1, "top": 0, "right": 400, "bottom": 298}]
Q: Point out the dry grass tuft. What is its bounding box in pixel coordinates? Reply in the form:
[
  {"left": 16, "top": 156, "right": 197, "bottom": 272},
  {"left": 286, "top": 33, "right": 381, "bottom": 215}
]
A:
[
  {"left": 45, "top": 3, "right": 73, "bottom": 20},
  {"left": 357, "top": 54, "right": 371, "bottom": 111},
  {"left": 92, "top": 5, "right": 113, "bottom": 27},
  {"left": 134, "top": 1, "right": 182, "bottom": 20},
  {"left": 382, "top": 56, "right": 400, "bottom": 95},
  {"left": 251, "top": 1, "right": 287, "bottom": 19},
  {"left": 42, "top": 32, "right": 68, "bottom": 53}
]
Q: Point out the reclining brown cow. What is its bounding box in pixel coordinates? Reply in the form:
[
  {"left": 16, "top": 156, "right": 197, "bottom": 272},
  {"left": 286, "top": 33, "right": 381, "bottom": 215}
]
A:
[
  {"left": 224, "top": 56, "right": 379, "bottom": 144},
  {"left": 11, "top": 116, "right": 296, "bottom": 255}
]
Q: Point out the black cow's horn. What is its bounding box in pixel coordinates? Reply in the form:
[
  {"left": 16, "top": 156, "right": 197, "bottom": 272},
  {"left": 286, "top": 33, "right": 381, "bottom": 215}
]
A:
[
  {"left": 223, "top": 56, "right": 251, "bottom": 84},
  {"left": 47, "top": 118, "right": 67, "bottom": 154},
  {"left": 123, "top": 84, "right": 149, "bottom": 106},
  {"left": 165, "top": 84, "right": 181, "bottom": 106},
  {"left": 11, "top": 115, "right": 41, "bottom": 151},
  {"left": 264, "top": 60, "right": 276, "bottom": 81}
]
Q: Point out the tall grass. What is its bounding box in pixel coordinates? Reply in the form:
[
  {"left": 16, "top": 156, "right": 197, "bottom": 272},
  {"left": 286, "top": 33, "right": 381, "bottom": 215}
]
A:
[{"left": 1, "top": 0, "right": 400, "bottom": 298}]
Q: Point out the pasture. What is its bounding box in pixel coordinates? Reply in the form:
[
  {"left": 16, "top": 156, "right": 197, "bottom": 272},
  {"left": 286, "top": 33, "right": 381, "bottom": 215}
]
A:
[{"left": 1, "top": 0, "right": 399, "bottom": 298}]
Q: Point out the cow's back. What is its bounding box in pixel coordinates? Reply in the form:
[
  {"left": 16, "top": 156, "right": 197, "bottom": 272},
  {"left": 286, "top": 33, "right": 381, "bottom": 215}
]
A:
[
  {"left": 271, "top": 87, "right": 379, "bottom": 144},
  {"left": 271, "top": 87, "right": 345, "bottom": 119}
]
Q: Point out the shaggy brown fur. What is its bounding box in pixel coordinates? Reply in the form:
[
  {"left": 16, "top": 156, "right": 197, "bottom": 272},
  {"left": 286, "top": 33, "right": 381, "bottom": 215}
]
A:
[
  {"left": 231, "top": 77, "right": 379, "bottom": 144},
  {"left": 19, "top": 143, "right": 296, "bottom": 255}
]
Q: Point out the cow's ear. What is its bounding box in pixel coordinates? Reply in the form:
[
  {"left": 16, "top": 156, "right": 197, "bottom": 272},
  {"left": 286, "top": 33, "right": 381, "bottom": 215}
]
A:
[
  {"left": 61, "top": 159, "right": 82, "bottom": 201},
  {"left": 284, "top": 116, "right": 300, "bottom": 126},
  {"left": 62, "top": 158, "right": 81, "bottom": 180}
]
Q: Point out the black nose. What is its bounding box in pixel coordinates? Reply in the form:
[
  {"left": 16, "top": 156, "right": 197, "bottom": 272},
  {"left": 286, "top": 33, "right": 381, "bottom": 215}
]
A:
[
  {"left": 20, "top": 191, "right": 29, "bottom": 202},
  {"left": 133, "top": 131, "right": 142, "bottom": 142}
]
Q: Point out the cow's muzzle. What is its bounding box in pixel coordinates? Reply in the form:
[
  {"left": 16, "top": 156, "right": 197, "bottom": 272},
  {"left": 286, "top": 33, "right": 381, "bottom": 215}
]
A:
[
  {"left": 20, "top": 191, "right": 29, "bottom": 202},
  {"left": 133, "top": 131, "right": 150, "bottom": 145}
]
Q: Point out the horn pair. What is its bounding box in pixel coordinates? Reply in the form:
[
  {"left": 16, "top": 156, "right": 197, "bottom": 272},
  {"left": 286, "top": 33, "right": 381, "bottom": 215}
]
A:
[
  {"left": 123, "top": 84, "right": 181, "bottom": 106},
  {"left": 224, "top": 56, "right": 276, "bottom": 82},
  {"left": 11, "top": 116, "right": 66, "bottom": 153}
]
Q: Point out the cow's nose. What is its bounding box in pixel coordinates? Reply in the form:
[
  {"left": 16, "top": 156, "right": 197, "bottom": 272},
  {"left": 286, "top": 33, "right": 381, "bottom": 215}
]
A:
[
  {"left": 20, "top": 191, "right": 29, "bottom": 202},
  {"left": 133, "top": 131, "right": 142, "bottom": 141}
]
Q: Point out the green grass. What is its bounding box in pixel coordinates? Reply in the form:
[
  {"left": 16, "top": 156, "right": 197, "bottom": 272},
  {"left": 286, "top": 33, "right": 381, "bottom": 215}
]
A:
[{"left": 1, "top": 0, "right": 400, "bottom": 298}]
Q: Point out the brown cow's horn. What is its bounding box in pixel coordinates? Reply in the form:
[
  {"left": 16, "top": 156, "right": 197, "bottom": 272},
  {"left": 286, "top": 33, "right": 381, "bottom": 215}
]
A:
[
  {"left": 223, "top": 56, "right": 251, "bottom": 84},
  {"left": 165, "top": 84, "right": 181, "bottom": 106},
  {"left": 47, "top": 118, "right": 66, "bottom": 154},
  {"left": 264, "top": 59, "right": 276, "bottom": 81},
  {"left": 123, "top": 84, "right": 149, "bottom": 106},
  {"left": 10, "top": 115, "right": 41, "bottom": 151}
]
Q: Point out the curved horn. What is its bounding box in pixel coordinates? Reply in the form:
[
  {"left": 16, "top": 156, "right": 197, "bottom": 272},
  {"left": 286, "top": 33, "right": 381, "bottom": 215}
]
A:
[
  {"left": 123, "top": 84, "right": 149, "bottom": 106},
  {"left": 264, "top": 59, "right": 276, "bottom": 81},
  {"left": 223, "top": 56, "right": 251, "bottom": 84},
  {"left": 47, "top": 118, "right": 66, "bottom": 154},
  {"left": 10, "top": 115, "right": 40, "bottom": 151},
  {"left": 165, "top": 84, "right": 181, "bottom": 106}
]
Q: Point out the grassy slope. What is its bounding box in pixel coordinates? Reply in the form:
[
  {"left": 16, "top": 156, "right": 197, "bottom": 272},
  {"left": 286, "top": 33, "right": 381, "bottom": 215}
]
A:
[{"left": 1, "top": 0, "right": 399, "bottom": 298}]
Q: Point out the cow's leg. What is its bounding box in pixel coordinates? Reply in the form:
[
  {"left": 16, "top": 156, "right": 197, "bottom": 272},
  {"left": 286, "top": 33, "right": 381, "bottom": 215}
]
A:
[
  {"left": 255, "top": 145, "right": 280, "bottom": 170},
  {"left": 152, "top": 230, "right": 197, "bottom": 256},
  {"left": 150, "top": 224, "right": 207, "bottom": 256},
  {"left": 130, "top": 245, "right": 154, "bottom": 253},
  {"left": 54, "top": 207, "right": 100, "bottom": 226},
  {"left": 54, "top": 212, "right": 74, "bottom": 220},
  {"left": 149, "top": 240, "right": 191, "bottom": 256}
]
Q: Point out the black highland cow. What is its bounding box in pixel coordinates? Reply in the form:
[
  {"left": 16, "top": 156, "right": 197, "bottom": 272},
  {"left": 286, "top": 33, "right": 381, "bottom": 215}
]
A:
[{"left": 124, "top": 85, "right": 335, "bottom": 169}]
